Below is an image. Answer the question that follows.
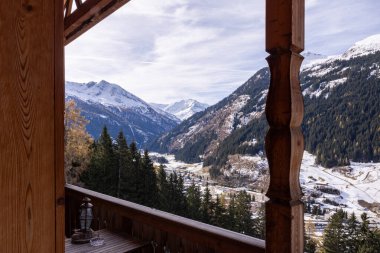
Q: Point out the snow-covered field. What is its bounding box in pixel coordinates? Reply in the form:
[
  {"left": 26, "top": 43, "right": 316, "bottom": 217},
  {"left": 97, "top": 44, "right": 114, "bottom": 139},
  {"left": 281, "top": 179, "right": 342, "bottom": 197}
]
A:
[
  {"left": 152, "top": 151, "right": 380, "bottom": 225},
  {"left": 301, "top": 151, "right": 380, "bottom": 223}
]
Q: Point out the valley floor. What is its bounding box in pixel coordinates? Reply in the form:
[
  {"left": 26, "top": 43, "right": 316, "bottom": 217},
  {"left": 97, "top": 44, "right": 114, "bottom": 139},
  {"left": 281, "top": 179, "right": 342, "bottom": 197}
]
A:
[{"left": 152, "top": 151, "right": 380, "bottom": 237}]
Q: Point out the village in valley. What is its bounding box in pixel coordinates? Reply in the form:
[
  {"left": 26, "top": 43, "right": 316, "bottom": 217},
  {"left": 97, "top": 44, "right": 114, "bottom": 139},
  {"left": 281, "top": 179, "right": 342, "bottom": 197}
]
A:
[{"left": 152, "top": 151, "right": 380, "bottom": 242}]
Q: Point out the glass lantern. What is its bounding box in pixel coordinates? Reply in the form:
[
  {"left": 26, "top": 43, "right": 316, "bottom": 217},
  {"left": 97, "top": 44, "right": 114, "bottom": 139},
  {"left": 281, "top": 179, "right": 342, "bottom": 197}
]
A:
[
  {"left": 71, "top": 196, "right": 94, "bottom": 244},
  {"left": 80, "top": 197, "right": 93, "bottom": 232}
]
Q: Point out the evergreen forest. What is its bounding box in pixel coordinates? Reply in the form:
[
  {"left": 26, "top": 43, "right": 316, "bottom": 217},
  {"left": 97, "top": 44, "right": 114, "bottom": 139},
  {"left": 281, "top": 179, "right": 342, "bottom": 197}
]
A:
[{"left": 79, "top": 126, "right": 265, "bottom": 239}]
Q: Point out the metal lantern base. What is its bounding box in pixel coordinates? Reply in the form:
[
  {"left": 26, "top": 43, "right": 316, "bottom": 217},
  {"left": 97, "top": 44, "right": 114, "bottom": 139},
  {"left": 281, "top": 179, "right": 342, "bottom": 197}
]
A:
[{"left": 71, "top": 229, "right": 94, "bottom": 244}]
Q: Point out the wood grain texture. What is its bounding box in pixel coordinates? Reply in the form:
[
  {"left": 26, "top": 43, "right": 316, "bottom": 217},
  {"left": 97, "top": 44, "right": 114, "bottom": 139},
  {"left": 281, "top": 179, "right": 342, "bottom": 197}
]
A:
[
  {"left": 64, "top": 0, "right": 132, "bottom": 45},
  {"left": 265, "top": 0, "right": 305, "bottom": 252},
  {"left": 65, "top": 229, "right": 149, "bottom": 253},
  {"left": 55, "top": 0, "right": 66, "bottom": 252},
  {"left": 65, "top": 184, "right": 265, "bottom": 253},
  {"left": 0, "top": 0, "right": 64, "bottom": 252}
]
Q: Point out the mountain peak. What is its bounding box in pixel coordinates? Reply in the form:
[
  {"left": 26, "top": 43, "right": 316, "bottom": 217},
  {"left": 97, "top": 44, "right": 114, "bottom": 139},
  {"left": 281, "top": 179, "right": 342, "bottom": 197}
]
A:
[
  {"left": 65, "top": 80, "right": 179, "bottom": 145},
  {"left": 343, "top": 34, "right": 380, "bottom": 59},
  {"left": 66, "top": 80, "right": 148, "bottom": 110},
  {"left": 98, "top": 80, "right": 111, "bottom": 85},
  {"left": 151, "top": 99, "right": 209, "bottom": 121},
  {"left": 301, "top": 51, "right": 328, "bottom": 69},
  {"left": 354, "top": 34, "right": 380, "bottom": 47}
]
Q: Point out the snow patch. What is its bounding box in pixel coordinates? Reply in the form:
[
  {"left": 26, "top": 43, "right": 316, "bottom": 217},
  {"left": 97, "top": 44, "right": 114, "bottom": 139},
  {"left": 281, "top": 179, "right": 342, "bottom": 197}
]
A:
[
  {"left": 303, "top": 77, "right": 347, "bottom": 98},
  {"left": 342, "top": 34, "right": 380, "bottom": 59}
]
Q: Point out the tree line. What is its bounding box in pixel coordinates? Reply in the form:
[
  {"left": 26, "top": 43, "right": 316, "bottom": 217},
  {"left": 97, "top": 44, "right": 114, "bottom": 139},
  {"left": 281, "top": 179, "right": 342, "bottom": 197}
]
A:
[
  {"left": 305, "top": 210, "right": 380, "bottom": 253},
  {"left": 79, "top": 126, "right": 265, "bottom": 238}
]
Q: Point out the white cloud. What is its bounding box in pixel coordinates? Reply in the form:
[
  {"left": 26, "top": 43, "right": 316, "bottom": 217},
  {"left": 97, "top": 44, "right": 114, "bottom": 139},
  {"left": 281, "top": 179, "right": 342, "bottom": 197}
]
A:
[{"left": 65, "top": 0, "right": 380, "bottom": 105}]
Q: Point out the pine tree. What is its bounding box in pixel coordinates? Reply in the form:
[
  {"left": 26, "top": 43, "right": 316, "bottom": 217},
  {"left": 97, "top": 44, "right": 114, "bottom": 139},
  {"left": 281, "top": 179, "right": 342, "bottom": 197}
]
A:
[
  {"left": 212, "top": 195, "right": 227, "bottom": 227},
  {"left": 357, "top": 230, "right": 380, "bottom": 253},
  {"left": 99, "top": 126, "right": 118, "bottom": 196},
  {"left": 252, "top": 204, "right": 265, "bottom": 239},
  {"left": 305, "top": 236, "right": 317, "bottom": 253},
  {"left": 346, "top": 213, "right": 360, "bottom": 253},
  {"left": 357, "top": 213, "right": 380, "bottom": 253},
  {"left": 115, "top": 131, "right": 130, "bottom": 199},
  {"left": 141, "top": 150, "right": 158, "bottom": 207},
  {"left": 186, "top": 180, "right": 202, "bottom": 220},
  {"left": 157, "top": 165, "right": 170, "bottom": 211},
  {"left": 81, "top": 126, "right": 116, "bottom": 195},
  {"left": 128, "top": 141, "right": 143, "bottom": 203},
  {"left": 235, "top": 191, "right": 254, "bottom": 235},
  {"left": 226, "top": 194, "right": 237, "bottom": 231},
  {"left": 360, "top": 212, "right": 370, "bottom": 238},
  {"left": 201, "top": 182, "right": 213, "bottom": 223},
  {"left": 170, "top": 172, "right": 187, "bottom": 215},
  {"left": 322, "top": 209, "right": 347, "bottom": 253}
]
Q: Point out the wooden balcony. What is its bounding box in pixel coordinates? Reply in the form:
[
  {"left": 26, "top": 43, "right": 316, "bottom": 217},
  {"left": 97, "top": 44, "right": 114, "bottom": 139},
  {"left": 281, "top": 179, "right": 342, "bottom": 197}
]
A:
[{"left": 65, "top": 184, "right": 265, "bottom": 253}]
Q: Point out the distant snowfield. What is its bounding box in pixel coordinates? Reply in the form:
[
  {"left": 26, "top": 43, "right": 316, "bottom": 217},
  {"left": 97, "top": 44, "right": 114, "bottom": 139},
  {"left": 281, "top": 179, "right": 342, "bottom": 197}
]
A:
[
  {"left": 301, "top": 152, "right": 380, "bottom": 222},
  {"left": 152, "top": 151, "right": 380, "bottom": 222},
  {"left": 156, "top": 153, "right": 203, "bottom": 174}
]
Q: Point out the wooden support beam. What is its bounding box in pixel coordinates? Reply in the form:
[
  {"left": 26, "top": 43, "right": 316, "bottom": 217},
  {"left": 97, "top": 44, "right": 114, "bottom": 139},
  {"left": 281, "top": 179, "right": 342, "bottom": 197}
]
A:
[
  {"left": 64, "top": 0, "right": 132, "bottom": 45},
  {"left": 56, "top": 0, "right": 66, "bottom": 252},
  {"left": 65, "top": 0, "right": 74, "bottom": 18},
  {"left": 0, "top": 0, "right": 64, "bottom": 252},
  {"left": 265, "top": 0, "right": 305, "bottom": 252}
]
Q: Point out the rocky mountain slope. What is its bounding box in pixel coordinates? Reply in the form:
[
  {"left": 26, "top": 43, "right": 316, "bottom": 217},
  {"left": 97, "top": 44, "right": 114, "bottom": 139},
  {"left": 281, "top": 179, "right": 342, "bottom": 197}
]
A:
[
  {"left": 65, "top": 80, "right": 179, "bottom": 147},
  {"left": 149, "top": 67, "right": 270, "bottom": 162},
  {"left": 150, "top": 34, "right": 380, "bottom": 175}
]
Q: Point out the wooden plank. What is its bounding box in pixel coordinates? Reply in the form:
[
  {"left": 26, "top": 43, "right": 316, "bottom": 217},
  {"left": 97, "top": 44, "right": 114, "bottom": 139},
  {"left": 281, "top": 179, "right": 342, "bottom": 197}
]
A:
[
  {"left": 265, "top": 0, "right": 305, "bottom": 252},
  {"left": 64, "top": 0, "right": 132, "bottom": 45},
  {"left": 65, "top": 185, "right": 265, "bottom": 253},
  {"left": 0, "top": 0, "right": 62, "bottom": 252},
  {"left": 55, "top": 0, "right": 66, "bottom": 252},
  {"left": 65, "top": 229, "right": 149, "bottom": 253}
]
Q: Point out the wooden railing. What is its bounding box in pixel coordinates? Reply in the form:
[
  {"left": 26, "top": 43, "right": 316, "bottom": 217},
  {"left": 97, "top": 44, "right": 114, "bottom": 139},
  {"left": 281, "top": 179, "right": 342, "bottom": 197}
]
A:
[{"left": 65, "top": 184, "right": 265, "bottom": 253}]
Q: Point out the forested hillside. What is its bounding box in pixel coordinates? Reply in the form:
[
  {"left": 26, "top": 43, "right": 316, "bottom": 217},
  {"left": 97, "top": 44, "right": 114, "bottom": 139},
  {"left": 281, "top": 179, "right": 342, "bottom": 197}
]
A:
[
  {"left": 302, "top": 52, "right": 380, "bottom": 167},
  {"left": 151, "top": 37, "right": 380, "bottom": 175},
  {"left": 150, "top": 68, "right": 270, "bottom": 162}
]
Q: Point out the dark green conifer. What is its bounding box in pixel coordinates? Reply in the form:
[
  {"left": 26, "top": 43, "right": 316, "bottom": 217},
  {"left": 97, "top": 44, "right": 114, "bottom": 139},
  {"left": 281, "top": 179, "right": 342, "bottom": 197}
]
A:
[
  {"left": 157, "top": 165, "right": 170, "bottom": 211},
  {"left": 81, "top": 126, "right": 116, "bottom": 195},
  {"left": 201, "top": 182, "right": 212, "bottom": 223},
  {"left": 235, "top": 191, "right": 253, "bottom": 235},
  {"left": 186, "top": 180, "right": 202, "bottom": 220},
  {"left": 322, "top": 209, "right": 347, "bottom": 253}
]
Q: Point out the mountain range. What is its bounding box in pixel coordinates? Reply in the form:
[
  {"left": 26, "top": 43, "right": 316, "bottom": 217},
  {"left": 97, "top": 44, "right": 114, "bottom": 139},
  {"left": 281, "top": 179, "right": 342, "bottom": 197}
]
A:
[
  {"left": 149, "top": 34, "right": 380, "bottom": 176},
  {"left": 65, "top": 80, "right": 176, "bottom": 147},
  {"left": 65, "top": 80, "right": 208, "bottom": 147},
  {"left": 151, "top": 100, "right": 209, "bottom": 121}
]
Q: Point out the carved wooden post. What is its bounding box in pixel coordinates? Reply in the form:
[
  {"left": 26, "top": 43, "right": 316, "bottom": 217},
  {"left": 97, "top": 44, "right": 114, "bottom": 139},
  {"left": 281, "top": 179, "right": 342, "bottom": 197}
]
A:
[{"left": 265, "top": 0, "right": 304, "bottom": 252}]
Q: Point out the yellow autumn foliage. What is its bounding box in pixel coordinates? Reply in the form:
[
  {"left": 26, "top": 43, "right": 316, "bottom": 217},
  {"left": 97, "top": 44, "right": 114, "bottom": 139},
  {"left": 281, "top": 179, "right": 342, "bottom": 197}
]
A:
[{"left": 64, "top": 100, "right": 93, "bottom": 184}]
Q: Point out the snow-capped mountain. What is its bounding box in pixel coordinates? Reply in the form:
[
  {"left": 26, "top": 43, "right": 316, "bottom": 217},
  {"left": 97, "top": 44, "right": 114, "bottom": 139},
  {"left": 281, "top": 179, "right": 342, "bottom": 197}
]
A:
[
  {"left": 151, "top": 34, "right": 380, "bottom": 171},
  {"left": 149, "top": 67, "right": 270, "bottom": 163},
  {"left": 65, "top": 80, "right": 179, "bottom": 146},
  {"left": 66, "top": 80, "right": 154, "bottom": 111},
  {"left": 301, "top": 34, "right": 380, "bottom": 99},
  {"left": 342, "top": 34, "right": 380, "bottom": 59},
  {"left": 301, "top": 51, "right": 328, "bottom": 69},
  {"left": 151, "top": 99, "right": 209, "bottom": 121}
]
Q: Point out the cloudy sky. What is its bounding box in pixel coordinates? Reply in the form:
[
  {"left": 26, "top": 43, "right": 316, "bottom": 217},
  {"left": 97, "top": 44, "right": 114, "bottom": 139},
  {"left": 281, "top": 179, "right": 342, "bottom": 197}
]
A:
[{"left": 65, "top": 0, "right": 380, "bottom": 105}]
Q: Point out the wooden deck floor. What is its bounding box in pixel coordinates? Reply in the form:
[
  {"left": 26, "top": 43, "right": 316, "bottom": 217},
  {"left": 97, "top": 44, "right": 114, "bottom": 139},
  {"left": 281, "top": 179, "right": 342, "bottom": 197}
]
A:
[{"left": 65, "top": 229, "right": 149, "bottom": 253}]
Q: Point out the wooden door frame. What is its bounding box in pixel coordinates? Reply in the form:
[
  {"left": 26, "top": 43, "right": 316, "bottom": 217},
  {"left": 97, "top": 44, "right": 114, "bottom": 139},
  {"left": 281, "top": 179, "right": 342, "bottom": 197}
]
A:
[
  {"left": 59, "top": 0, "right": 306, "bottom": 252},
  {"left": 56, "top": 0, "right": 65, "bottom": 252}
]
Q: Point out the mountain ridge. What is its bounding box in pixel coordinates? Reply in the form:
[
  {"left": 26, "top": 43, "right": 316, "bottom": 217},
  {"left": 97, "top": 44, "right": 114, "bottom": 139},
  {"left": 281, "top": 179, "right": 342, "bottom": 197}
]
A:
[
  {"left": 65, "top": 80, "right": 179, "bottom": 146},
  {"left": 151, "top": 99, "right": 209, "bottom": 121},
  {"left": 150, "top": 34, "right": 380, "bottom": 175}
]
